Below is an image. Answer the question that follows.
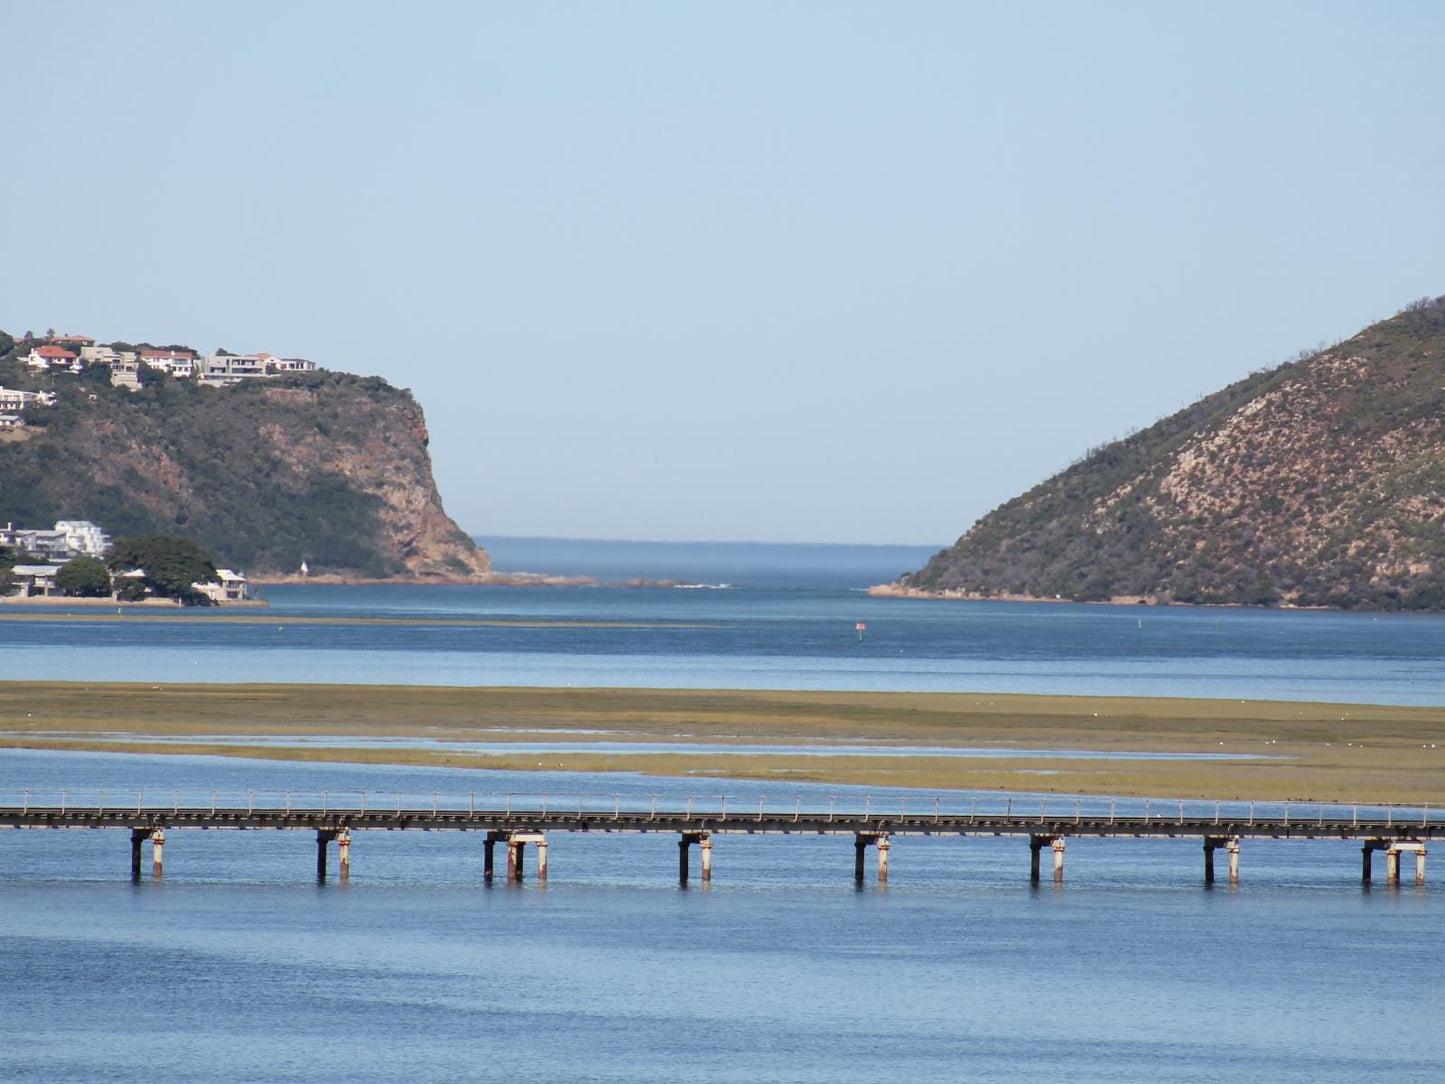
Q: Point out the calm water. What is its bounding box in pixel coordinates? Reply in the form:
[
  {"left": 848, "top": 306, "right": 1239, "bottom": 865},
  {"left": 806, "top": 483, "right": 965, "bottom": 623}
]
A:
[
  {"left": 5, "top": 550, "right": 1445, "bottom": 1081},
  {"left": 2, "top": 751, "right": 1442, "bottom": 1082},
  {"left": 3, "top": 583, "right": 1445, "bottom": 703}
]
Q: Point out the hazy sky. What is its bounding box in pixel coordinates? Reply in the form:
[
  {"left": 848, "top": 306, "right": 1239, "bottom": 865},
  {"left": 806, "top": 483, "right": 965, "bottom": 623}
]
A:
[{"left": 4, "top": 3, "right": 1442, "bottom": 544}]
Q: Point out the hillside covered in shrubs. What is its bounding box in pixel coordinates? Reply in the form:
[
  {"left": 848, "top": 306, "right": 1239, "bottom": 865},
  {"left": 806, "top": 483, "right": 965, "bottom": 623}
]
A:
[
  {"left": 893, "top": 297, "right": 1445, "bottom": 610},
  {"left": 0, "top": 338, "right": 487, "bottom": 579}
]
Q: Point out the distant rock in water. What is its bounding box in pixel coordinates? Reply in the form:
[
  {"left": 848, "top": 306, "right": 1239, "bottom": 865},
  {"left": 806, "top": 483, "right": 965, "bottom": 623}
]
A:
[
  {"left": 886, "top": 296, "right": 1445, "bottom": 611},
  {"left": 0, "top": 362, "right": 488, "bottom": 580}
]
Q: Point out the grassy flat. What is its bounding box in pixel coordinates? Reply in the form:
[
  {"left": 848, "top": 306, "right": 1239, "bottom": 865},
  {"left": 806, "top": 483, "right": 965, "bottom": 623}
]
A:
[{"left": 1, "top": 682, "right": 1442, "bottom": 804}]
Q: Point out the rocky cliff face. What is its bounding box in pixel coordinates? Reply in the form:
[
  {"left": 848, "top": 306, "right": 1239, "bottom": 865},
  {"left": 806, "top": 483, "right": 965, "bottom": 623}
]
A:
[
  {"left": 894, "top": 297, "right": 1445, "bottom": 610},
  {"left": 0, "top": 364, "right": 489, "bottom": 579}
]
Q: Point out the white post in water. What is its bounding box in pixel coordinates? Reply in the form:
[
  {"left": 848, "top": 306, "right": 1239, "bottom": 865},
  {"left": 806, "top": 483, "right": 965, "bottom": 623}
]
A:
[
  {"left": 150, "top": 828, "right": 165, "bottom": 880},
  {"left": 337, "top": 828, "right": 351, "bottom": 882},
  {"left": 699, "top": 834, "right": 712, "bottom": 884},
  {"left": 1052, "top": 837, "right": 1066, "bottom": 884},
  {"left": 876, "top": 835, "right": 891, "bottom": 884}
]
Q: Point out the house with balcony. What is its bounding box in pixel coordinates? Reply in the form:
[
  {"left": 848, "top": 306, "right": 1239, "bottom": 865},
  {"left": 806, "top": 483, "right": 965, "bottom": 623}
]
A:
[
  {"left": 192, "top": 569, "right": 252, "bottom": 603},
  {"left": 6, "top": 564, "right": 61, "bottom": 598},
  {"left": 24, "top": 345, "right": 81, "bottom": 373},
  {"left": 139, "top": 348, "right": 197, "bottom": 378},
  {"left": 0, "top": 386, "right": 57, "bottom": 412}
]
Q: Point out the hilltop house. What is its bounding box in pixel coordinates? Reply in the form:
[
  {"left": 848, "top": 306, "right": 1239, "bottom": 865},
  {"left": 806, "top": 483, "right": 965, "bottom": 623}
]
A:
[
  {"left": 198, "top": 352, "right": 318, "bottom": 386},
  {"left": 199, "top": 353, "right": 267, "bottom": 385},
  {"left": 24, "top": 345, "right": 80, "bottom": 373},
  {"left": 139, "top": 348, "right": 196, "bottom": 378}
]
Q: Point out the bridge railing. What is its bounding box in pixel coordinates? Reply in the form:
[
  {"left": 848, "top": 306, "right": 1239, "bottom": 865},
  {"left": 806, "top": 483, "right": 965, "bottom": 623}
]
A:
[{"left": 0, "top": 789, "right": 1431, "bottom": 828}]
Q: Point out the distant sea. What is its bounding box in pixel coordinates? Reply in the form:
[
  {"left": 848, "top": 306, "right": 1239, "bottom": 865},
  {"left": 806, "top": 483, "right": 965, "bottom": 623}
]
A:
[{"left": 474, "top": 535, "right": 942, "bottom": 590}]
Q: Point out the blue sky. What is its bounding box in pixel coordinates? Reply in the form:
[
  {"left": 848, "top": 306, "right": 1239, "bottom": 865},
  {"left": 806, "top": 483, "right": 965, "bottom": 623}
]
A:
[{"left": 3, "top": 3, "right": 1442, "bottom": 544}]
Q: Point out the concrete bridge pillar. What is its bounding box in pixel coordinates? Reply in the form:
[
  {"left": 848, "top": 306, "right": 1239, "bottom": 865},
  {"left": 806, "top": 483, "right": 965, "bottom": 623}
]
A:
[
  {"left": 337, "top": 828, "right": 351, "bottom": 882},
  {"left": 1386, "top": 842, "right": 1426, "bottom": 886},
  {"left": 316, "top": 829, "right": 335, "bottom": 883},
  {"left": 484, "top": 832, "right": 500, "bottom": 883},
  {"left": 1362, "top": 840, "right": 1387, "bottom": 884},
  {"left": 130, "top": 828, "right": 147, "bottom": 881},
  {"left": 1204, "top": 836, "right": 1240, "bottom": 886},
  {"left": 678, "top": 832, "right": 709, "bottom": 886},
  {"left": 853, "top": 833, "right": 889, "bottom": 885},
  {"left": 508, "top": 839, "right": 525, "bottom": 883},
  {"left": 150, "top": 828, "right": 165, "bottom": 881},
  {"left": 1029, "top": 836, "right": 1064, "bottom": 884},
  {"left": 505, "top": 832, "right": 546, "bottom": 884}
]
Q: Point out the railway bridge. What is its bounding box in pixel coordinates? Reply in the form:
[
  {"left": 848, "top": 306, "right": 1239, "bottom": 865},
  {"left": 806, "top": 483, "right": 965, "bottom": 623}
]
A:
[{"left": 1, "top": 790, "right": 1436, "bottom": 888}]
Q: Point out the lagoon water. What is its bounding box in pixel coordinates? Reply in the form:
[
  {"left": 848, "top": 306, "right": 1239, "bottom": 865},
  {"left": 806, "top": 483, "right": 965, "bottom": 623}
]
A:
[
  {"left": 4, "top": 583, "right": 1445, "bottom": 704},
  {"left": 4, "top": 542, "right": 1445, "bottom": 1081}
]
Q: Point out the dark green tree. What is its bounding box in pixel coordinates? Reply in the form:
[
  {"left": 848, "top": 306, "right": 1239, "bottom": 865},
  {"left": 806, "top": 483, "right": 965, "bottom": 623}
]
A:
[
  {"left": 108, "top": 535, "right": 218, "bottom": 602},
  {"left": 116, "top": 579, "right": 148, "bottom": 602},
  {"left": 56, "top": 555, "right": 113, "bottom": 597}
]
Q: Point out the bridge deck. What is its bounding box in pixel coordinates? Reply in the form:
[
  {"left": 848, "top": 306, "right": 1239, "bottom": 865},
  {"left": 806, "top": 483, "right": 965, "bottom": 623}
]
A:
[
  {"left": 1, "top": 801, "right": 1436, "bottom": 841},
  {"left": 2, "top": 792, "right": 1433, "bottom": 886}
]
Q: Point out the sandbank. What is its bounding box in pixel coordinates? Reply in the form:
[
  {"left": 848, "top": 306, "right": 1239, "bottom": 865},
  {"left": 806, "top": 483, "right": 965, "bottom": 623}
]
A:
[{"left": 1, "top": 682, "right": 1443, "bottom": 804}]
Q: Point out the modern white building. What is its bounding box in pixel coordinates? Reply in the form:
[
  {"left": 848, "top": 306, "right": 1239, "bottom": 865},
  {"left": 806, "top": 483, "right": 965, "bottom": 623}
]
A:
[
  {"left": 192, "top": 569, "right": 252, "bottom": 603},
  {"left": 198, "top": 353, "right": 268, "bottom": 385},
  {"left": 0, "top": 387, "right": 58, "bottom": 411},
  {"left": 54, "top": 520, "right": 112, "bottom": 558},
  {"left": 139, "top": 349, "right": 197, "bottom": 378},
  {"left": 1, "top": 520, "right": 112, "bottom": 560},
  {"left": 5, "top": 531, "right": 70, "bottom": 560}
]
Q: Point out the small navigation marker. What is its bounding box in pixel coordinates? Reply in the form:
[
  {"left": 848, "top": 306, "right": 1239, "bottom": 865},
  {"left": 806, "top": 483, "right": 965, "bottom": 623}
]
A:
[{"left": 856, "top": 621, "right": 867, "bottom": 642}]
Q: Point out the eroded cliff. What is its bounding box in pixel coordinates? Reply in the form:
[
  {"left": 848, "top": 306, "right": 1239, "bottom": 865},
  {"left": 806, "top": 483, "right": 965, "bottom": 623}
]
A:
[{"left": 0, "top": 363, "right": 489, "bottom": 579}]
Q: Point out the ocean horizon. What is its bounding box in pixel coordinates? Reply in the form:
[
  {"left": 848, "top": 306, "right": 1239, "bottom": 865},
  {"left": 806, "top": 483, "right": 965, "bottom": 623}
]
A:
[{"left": 474, "top": 535, "right": 944, "bottom": 590}]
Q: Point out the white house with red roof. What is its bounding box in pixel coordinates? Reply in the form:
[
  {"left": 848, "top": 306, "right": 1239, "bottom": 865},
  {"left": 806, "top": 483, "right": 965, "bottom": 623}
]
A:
[{"left": 24, "top": 344, "right": 80, "bottom": 373}]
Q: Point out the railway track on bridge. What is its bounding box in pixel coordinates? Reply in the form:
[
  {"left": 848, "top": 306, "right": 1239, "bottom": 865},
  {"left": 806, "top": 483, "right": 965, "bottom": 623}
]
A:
[{"left": 2, "top": 790, "right": 1435, "bottom": 887}]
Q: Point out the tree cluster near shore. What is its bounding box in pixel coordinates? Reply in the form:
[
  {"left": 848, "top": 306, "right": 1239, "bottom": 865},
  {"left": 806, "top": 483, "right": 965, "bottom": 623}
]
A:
[{"left": 0, "top": 534, "right": 223, "bottom": 603}]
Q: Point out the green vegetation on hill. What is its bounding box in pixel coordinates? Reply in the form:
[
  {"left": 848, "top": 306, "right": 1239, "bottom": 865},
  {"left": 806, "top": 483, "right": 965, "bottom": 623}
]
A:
[
  {"left": 907, "top": 297, "right": 1445, "bottom": 610},
  {"left": 0, "top": 342, "right": 487, "bottom": 578}
]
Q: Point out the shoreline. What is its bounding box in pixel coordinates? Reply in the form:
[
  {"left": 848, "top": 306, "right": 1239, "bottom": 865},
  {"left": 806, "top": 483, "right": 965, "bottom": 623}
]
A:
[
  {"left": 3, "top": 681, "right": 1443, "bottom": 804},
  {"left": 0, "top": 595, "right": 270, "bottom": 609},
  {"left": 865, "top": 582, "right": 1345, "bottom": 611},
  {"left": 249, "top": 571, "right": 698, "bottom": 588}
]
